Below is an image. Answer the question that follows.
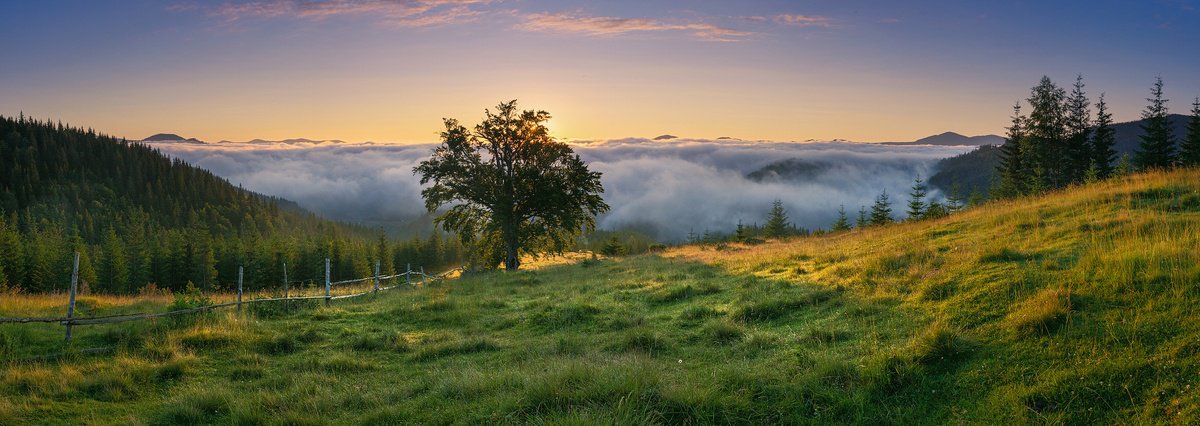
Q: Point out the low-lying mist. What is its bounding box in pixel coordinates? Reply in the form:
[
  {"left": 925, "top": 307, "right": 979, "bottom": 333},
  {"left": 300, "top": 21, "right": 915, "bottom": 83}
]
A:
[{"left": 148, "top": 138, "right": 971, "bottom": 241}]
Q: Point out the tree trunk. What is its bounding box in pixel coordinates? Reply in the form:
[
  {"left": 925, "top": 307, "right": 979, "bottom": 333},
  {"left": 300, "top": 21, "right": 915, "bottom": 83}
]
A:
[
  {"left": 504, "top": 239, "right": 520, "bottom": 271},
  {"left": 501, "top": 211, "right": 521, "bottom": 271}
]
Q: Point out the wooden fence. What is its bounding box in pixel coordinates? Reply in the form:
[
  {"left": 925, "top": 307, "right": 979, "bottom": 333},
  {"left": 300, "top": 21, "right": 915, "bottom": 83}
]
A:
[{"left": 0, "top": 252, "right": 459, "bottom": 342}]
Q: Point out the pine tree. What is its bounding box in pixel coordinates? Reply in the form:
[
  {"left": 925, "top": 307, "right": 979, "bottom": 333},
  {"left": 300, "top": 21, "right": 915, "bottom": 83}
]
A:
[
  {"left": 831, "top": 205, "right": 852, "bottom": 231},
  {"left": 764, "top": 199, "right": 790, "bottom": 238},
  {"left": 734, "top": 221, "right": 746, "bottom": 241},
  {"left": 869, "top": 191, "right": 893, "bottom": 226},
  {"left": 856, "top": 207, "right": 868, "bottom": 229},
  {"left": 996, "top": 102, "right": 1027, "bottom": 197},
  {"left": 1134, "top": 77, "right": 1178, "bottom": 170},
  {"left": 946, "top": 182, "right": 964, "bottom": 213},
  {"left": 98, "top": 227, "right": 129, "bottom": 294},
  {"left": 1179, "top": 97, "right": 1200, "bottom": 167},
  {"left": 1064, "top": 75, "right": 1092, "bottom": 184},
  {"left": 1090, "top": 93, "right": 1118, "bottom": 178},
  {"left": 923, "top": 201, "right": 949, "bottom": 220},
  {"left": 1025, "top": 76, "right": 1068, "bottom": 188},
  {"left": 906, "top": 175, "right": 927, "bottom": 220}
]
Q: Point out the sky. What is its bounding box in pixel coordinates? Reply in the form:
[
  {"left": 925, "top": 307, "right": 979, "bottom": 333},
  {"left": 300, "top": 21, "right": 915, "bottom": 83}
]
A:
[{"left": 2, "top": 0, "right": 1199, "bottom": 143}]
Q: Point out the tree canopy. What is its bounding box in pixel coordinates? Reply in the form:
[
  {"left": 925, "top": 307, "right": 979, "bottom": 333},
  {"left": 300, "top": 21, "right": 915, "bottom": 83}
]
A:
[{"left": 415, "top": 101, "right": 609, "bottom": 271}]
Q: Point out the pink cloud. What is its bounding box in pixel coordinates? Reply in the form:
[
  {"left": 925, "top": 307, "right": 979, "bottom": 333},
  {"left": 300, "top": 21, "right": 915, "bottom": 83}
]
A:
[
  {"left": 773, "top": 14, "right": 833, "bottom": 27},
  {"left": 519, "top": 12, "right": 751, "bottom": 41},
  {"left": 210, "top": 0, "right": 489, "bottom": 27}
]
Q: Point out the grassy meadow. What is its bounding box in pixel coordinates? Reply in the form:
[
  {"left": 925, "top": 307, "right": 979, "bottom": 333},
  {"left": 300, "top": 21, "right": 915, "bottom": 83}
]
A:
[{"left": 3, "top": 169, "right": 1200, "bottom": 424}]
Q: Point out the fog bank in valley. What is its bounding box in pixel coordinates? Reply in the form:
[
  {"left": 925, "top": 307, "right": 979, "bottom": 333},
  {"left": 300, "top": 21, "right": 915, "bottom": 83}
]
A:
[{"left": 149, "top": 138, "right": 971, "bottom": 241}]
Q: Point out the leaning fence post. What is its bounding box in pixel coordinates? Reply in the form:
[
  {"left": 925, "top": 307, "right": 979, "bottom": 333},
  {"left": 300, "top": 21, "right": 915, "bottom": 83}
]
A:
[
  {"left": 406, "top": 263, "right": 411, "bottom": 286},
  {"left": 420, "top": 266, "right": 425, "bottom": 286},
  {"left": 374, "top": 260, "right": 380, "bottom": 294},
  {"left": 282, "top": 261, "right": 289, "bottom": 310},
  {"left": 64, "top": 252, "right": 80, "bottom": 343},
  {"left": 237, "top": 266, "right": 244, "bottom": 313},
  {"left": 325, "top": 258, "right": 331, "bottom": 307}
]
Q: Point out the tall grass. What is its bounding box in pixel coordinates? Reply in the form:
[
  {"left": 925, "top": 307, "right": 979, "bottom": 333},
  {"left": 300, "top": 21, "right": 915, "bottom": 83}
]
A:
[{"left": 2, "top": 169, "right": 1200, "bottom": 423}]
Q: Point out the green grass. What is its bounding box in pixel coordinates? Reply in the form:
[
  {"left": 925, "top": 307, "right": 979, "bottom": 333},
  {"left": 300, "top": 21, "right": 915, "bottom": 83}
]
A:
[{"left": 4, "top": 169, "right": 1200, "bottom": 424}]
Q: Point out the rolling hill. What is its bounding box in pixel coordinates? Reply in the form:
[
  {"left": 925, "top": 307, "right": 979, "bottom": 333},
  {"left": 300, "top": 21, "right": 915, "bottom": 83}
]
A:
[
  {"left": 0, "top": 116, "right": 462, "bottom": 295},
  {"left": 4, "top": 169, "right": 1199, "bottom": 423}
]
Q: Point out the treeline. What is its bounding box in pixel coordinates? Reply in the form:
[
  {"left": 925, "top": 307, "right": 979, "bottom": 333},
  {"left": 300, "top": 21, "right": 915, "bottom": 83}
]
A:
[
  {"left": 669, "top": 177, "right": 978, "bottom": 249},
  {"left": 0, "top": 115, "right": 465, "bottom": 294},
  {"left": 996, "top": 76, "right": 1200, "bottom": 197}
]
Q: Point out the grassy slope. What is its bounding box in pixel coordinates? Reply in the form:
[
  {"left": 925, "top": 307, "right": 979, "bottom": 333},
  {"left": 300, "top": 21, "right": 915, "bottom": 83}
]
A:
[{"left": 3, "top": 170, "right": 1200, "bottom": 425}]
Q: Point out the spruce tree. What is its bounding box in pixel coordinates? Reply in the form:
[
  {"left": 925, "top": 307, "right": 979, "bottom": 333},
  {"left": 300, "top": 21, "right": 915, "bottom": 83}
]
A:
[
  {"left": 906, "top": 175, "right": 927, "bottom": 220},
  {"left": 946, "top": 182, "right": 964, "bottom": 213},
  {"left": 764, "top": 199, "right": 790, "bottom": 238},
  {"left": 856, "top": 207, "right": 868, "bottom": 229},
  {"left": 923, "top": 201, "right": 949, "bottom": 220},
  {"left": 996, "top": 103, "right": 1027, "bottom": 197},
  {"left": 734, "top": 221, "right": 746, "bottom": 241},
  {"left": 869, "top": 191, "right": 893, "bottom": 226},
  {"left": 1179, "top": 97, "right": 1200, "bottom": 167},
  {"left": 1134, "top": 77, "right": 1177, "bottom": 170},
  {"left": 831, "top": 205, "right": 852, "bottom": 231},
  {"left": 1090, "top": 93, "right": 1118, "bottom": 178},
  {"left": 98, "top": 227, "right": 129, "bottom": 294},
  {"left": 1064, "top": 75, "right": 1092, "bottom": 184},
  {"left": 1025, "top": 76, "right": 1068, "bottom": 188}
]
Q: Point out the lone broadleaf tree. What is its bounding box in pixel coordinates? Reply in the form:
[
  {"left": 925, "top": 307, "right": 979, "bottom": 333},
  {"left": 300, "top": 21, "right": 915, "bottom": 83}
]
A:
[{"left": 414, "top": 101, "right": 609, "bottom": 271}]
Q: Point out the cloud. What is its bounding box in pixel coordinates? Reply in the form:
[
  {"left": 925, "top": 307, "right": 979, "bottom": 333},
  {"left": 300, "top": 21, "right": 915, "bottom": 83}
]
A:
[
  {"left": 206, "top": 0, "right": 489, "bottom": 27},
  {"left": 773, "top": 14, "right": 833, "bottom": 27},
  {"left": 519, "top": 12, "right": 751, "bottom": 41},
  {"left": 149, "top": 137, "right": 970, "bottom": 241}
]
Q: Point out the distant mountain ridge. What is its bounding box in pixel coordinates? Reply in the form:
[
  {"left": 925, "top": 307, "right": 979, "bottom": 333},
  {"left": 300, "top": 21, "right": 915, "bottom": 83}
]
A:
[
  {"left": 880, "top": 132, "right": 1004, "bottom": 146},
  {"left": 141, "top": 134, "right": 349, "bottom": 145},
  {"left": 142, "top": 133, "right": 204, "bottom": 143}
]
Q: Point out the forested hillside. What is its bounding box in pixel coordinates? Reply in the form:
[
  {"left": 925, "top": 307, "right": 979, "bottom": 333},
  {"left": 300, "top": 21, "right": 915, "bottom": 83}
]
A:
[{"left": 0, "top": 116, "right": 464, "bottom": 294}]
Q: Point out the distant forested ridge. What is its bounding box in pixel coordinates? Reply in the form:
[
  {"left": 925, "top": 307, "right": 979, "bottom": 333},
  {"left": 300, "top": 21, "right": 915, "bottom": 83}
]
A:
[
  {"left": 0, "top": 115, "right": 463, "bottom": 294},
  {"left": 929, "top": 114, "right": 1192, "bottom": 196}
]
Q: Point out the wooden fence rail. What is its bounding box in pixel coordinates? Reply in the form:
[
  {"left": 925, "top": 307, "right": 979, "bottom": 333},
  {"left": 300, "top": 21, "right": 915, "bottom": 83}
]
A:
[{"left": 0, "top": 254, "right": 462, "bottom": 342}]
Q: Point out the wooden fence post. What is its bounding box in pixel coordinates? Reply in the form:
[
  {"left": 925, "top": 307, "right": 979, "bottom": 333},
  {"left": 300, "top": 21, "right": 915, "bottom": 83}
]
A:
[
  {"left": 406, "top": 263, "right": 411, "bottom": 286},
  {"left": 373, "top": 260, "right": 380, "bottom": 294},
  {"left": 237, "top": 266, "right": 243, "bottom": 313},
  {"left": 63, "top": 252, "right": 80, "bottom": 343},
  {"left": 325, "top": 258, "right": 331, "bottom": 307},
  {"left": 420, "top": 266, "right": 425, "bottom": 286},
  {"left": 282, "top": 261, "right": 289, "bottom": 310}
]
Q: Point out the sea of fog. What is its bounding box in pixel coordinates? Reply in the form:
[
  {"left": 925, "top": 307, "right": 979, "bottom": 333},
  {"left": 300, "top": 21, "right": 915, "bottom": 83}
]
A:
[{"left": 147, "top": 138, "right": 973, "bottom": 241}]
